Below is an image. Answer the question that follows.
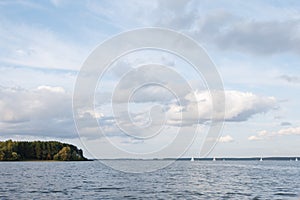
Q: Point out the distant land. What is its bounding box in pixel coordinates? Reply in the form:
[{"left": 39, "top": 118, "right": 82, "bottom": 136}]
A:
[
  {"left": 97, "top": 157, "right": 299, "bottom": 161},
  {"left": 0, "top": 140, "right": 88, "bottom": 161},
  {"left": 172, "top": 157, "right": 299, "bottom": 161}
]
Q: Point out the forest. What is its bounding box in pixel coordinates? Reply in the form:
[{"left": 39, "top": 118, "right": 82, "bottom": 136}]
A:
[{"left": 0, "top": 140, "right": 87, "bottom": 161}]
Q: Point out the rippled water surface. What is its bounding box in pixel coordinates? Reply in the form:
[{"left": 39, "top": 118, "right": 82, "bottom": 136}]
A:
[{"left": 0, "top": 161, "right": 299, "bottom": 199}]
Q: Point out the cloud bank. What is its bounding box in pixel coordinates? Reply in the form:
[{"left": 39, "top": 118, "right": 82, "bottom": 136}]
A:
[{"left": 0, "top": 84, "right": 277, "bottom": 139}]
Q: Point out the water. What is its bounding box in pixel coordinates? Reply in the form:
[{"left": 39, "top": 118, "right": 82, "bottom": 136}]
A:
[{"left": 0, "top": 161, "right": 299, "bottom": 199}]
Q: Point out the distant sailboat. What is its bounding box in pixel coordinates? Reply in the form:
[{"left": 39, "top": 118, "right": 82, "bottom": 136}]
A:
[
  {"left": 260, "top": 157, "right": 263, "bottom": 162},
  {"left": 213, "top": 157, "right": 216, "bottom": 161},
  {"left": 296, "top": 158, "right": 298, "bottom": 162},
  {"left": 190, "top": 157, "right": 194, "bottom": 162}
]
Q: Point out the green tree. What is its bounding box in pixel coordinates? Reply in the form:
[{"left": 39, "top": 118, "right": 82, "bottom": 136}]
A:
[
  {"left": 11, "top": 152, "right": 19, "bottom": 161},
  {"left": 0, "top": 151, "right": 5, "bottom": 160},
  {"left": 35, "top": 142, "right": 42, "bottom": 160},
  {"left": 53, "top": 146, "right": 71, "bottom": 161},
  {"left": 0, "top": 140, "right": 87, "bottom": 161}
]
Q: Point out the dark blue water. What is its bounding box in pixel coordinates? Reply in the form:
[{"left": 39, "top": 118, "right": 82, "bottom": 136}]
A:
[{"left": 0, "top": 161, "right": 299, "bottom": 199}]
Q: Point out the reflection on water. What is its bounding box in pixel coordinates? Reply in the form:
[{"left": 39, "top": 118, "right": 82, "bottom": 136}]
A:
[{"left": 0, "top": 161, "right": 299, "bottom": 199}]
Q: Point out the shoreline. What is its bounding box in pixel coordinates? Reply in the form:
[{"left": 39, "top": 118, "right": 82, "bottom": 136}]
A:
[
  {"left": 0, "top": 157, "right": 298, "bottom": 162},
  {"left": 0, "top": 159, "right": 93, "bottom": 162}
]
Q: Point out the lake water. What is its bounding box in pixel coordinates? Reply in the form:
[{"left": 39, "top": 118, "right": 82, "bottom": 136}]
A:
[{"left": 0, "top": 161, "right": 299, "bottom": 199}]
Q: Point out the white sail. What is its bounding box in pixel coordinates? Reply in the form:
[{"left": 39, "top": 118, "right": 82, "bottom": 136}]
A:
[
  {"left": 296, "top": 158, "right": 298, "bottom": 162},
  {"left": 260, "top": 157, "right": 263, "bottom": 161},
  {"left": 190, "top": 157, "right": 194, "bottom": 162},
  {"left": 213, "top": 157, "right": 216, "bottom": 161}
]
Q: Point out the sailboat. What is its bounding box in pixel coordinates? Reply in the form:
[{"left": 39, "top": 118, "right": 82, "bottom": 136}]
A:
[
  {"left": 190, "top": 157, "right": 194, "bottom": 162},
  {"left": 296, "top": 158, "right": 298, "bottom": 162},
  {"left": 213, "top": 157, "right": 216, "bottom": 161},
  {"left": 260, "top": 157, "right": 263, "bottom": 162}
]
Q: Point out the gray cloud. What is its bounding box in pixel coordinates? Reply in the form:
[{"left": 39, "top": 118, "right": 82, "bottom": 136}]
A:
[
  {"left": 279, "top": 75, "right": 300, "bottom": 83},
  {"left": 88, "top": 0, "right": 300, "bottom": 56},
  {"left": 213, "top": 19, "right": 300, "bottom": 55},
  {"left": 106, "top": 65, "right": 192, "bottom": 104},
  {"left": 280, "top": 122, "right": 292, "bottom": 126},
  {"left": 155, "top": 0, "right": 197, "bottom": 30},
  {"left": 167, "top": 3, "right": 300, "bottom": 56},
  {"left": 0, "top": 85, "right": 77, "bottom": 138}
]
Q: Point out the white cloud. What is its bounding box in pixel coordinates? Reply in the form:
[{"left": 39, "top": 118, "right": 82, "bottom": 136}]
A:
[
  {"left": 76, "top": 88, "right": 277, "bottom": 140},
  {"left": 248, "top": 126, "right": 300, "bottom": 141},
  {"left": 277, "top": 127, "right": 300, "bottom": 136},
  {"left": 107, "top": 89, "right": 277, "bottom": 138},
  {"left": 0, "top": 85, "right": 75, "bottom": 137},
  {"left": 248, "top": 135, "right": 263, "bottom": 141},
  {"left": 77, "top": 109, "right": 104, "bottom": 119},
  {"left": 218, "top": 135, "right": 234, "bottom": 143},
  {"left": 167, "top": 90, "right": 277, "bottom": 125},
  {"left": 37, "top": 85, "right": 65, "bottom": 93},
  {"left": 258, "top": 130, "right": 268, "bottom": 136},
  {"left": 247, "top": 130, "right": 268, "bottom": 141},
  {"left": 217, "top": 90, "right": 276, "bottom": 121}
]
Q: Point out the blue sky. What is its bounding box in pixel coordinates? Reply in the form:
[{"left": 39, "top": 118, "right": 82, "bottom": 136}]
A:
[{"left": 0, "top": 0, "right": 300, "bottom": 158}]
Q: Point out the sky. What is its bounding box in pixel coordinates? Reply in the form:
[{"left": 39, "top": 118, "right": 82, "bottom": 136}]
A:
[{"left": 0, "top": 0, "right": 300, "bottom": 158}]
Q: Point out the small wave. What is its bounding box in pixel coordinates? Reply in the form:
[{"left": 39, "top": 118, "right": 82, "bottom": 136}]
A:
[
  {"left": 123, "top": 195, "right": 138, "bottom": 199},
  {"left": 94, "top": 187, "right": 124, "bottom": 191},
  {"left": 226, "top": 192, "right": 252, "bottom": 196},
  {"left": 274, "top": 192, "right": 297, "bottom": 197}
]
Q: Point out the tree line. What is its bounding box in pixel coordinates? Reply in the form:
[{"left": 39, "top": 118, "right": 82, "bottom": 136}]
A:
[{"left": 0, "top": 140, "right": 87, "bottom": 161}]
